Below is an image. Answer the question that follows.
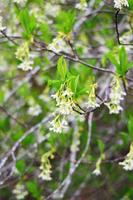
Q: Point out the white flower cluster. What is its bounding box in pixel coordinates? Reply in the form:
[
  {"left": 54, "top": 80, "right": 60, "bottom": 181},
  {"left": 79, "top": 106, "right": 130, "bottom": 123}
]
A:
[
  {"left": 13, "top": 183, "right": 28, "bottom": 200},
  {"left": 51, "top": 86, "right": 74, "bottom": 115},
  {"left": 45, "top": 3, "right": 60, "bottom": 17},
  {"left": 39, "top": 150, "right": 55, "bottom": 181},
  {"left": 92, "top": 168, "right": 101, "bottom": 176},
  {"left": 49, "top": 115, "right": 68, "bottom": 133},
  {"left": 75, "top": 0, "right": 88, "bottom": 11},
  {"left": 13, "top": 0, "right": 27, "bottom": 6},
  {"left": 28, "top": 104, "right": 42, "bottom": 116},
  {"left": 114, "top": 0, "right": 129, "bottom": 10},
  {"left": 86, "top": 77, "right": 99, "bottom": 109},
  {"left": 0, "top": 16, "right": 6, "bottom": 31},
  {"left": 39, "top": 164, "right": 52, "bottom": 181},
  {"left": 92, "top": 155, "right": 104, "bottom": 176},
  {"left": 119, "top": 143, "right": 133, "bottom": 171},
  {"left": 48, "top": 33, "right": 71, "bottom": 54},
  {"left": 105, "top": 76, "right": 126, "bottom": 114},
  {"left": 28, "top": 99, "right": 42, "bottom": 116},
  {"left": 49, "top": 84, "right": 74, "bottom": 133},
  {"left": 15, "top": 41, "right": 33, "bottom": 71},
  {"left": 17, "top": 59, "right": 33, "bottom": 71}
]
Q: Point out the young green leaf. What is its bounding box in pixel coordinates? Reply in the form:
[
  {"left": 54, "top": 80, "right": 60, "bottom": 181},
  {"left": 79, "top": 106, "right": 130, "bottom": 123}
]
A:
[
  {"left": 107, "top": 53, "right": 119, "bottom": 68},
  {"left": 26, "top": 181, "right": 41, "bottom": 198},
  {"left": 119, "top": 46, "right": 128, "bottom": 75},
  {"left": 16, "top": 160, "right": 26, "bottom": 174},
  {"left": 19, "top": 8, "right": 36, "bottom": 38},
  {"left": 128, "top": 116, "right": 133, "bottom": 141},
  {"left": 68, "top": 75, "right": 79, "bottom": 95},
  {"left": 57, "top": 56, "right": 68, "bottom": 80},
  {"left": 98, "top": 139, "right": 105, "bottom": 154}
]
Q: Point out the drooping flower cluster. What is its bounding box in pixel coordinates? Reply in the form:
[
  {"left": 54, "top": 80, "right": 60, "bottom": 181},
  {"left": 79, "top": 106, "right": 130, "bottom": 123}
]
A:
[
  {"left": 13, "top": 183, "right": 28, "bottom": 200},
  {"left": 15, "top": 41, "right": 33, "bottom": 71},
  {"left": 75, "top": 0, "right": 88, "bottom": 11},
  {"left": 17, "top": 59, "right": 33, "bottom": 71},
  {"left": 13, "top": 0, "right": 27, "bottom": 6},
  {"left": 39, "top": 149, "right": 55, "bottom": 181},
  {"left": 15, "top": 42, "right": 29, "bottom": 61},
  {"left": 49, "top": 83, "right": 75, "bottom": 133},
  {"left": 114, "top": 0, "right": 129, "bottom": 10},
  {"left": 86, "top": 76, "right": 99, "bottom": 109},
  {"left": 92, "top": 154, "right": 105, "bottom": 176},
  {"left": 105, "top": 76, "right": 126, "bottom": 114},
  {"left": 0, "top": 16, "right": 6, "bottom": 31},
  {"left": 49, "top": 115, "right": 68, "bottom": 133},
  {"left": 119, "top": 142, "right": 133, "bottom": 171},
  {"left": 51, "top": 85, "right": 74, "bottom": 115},
  {"left": 48, "top": 32, "right": 71, "bottom": 54}
]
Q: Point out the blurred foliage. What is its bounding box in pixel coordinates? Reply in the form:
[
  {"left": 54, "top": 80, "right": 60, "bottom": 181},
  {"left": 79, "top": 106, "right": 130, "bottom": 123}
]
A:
[{"left": 0, "top": 0, "right": 133, "bottom": 200}]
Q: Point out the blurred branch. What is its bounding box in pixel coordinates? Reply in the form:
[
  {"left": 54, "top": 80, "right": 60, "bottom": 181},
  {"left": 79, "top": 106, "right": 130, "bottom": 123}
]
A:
[
  {"left": 73, "top": 1, "right": 105, "bottom": 38},
  {"left": 115, "top": 10, "right": 133, "bottom": 45},
  {"left": 0, "top": 114, "right": 52, "bottom": 185},
  {"left": 3, "top": 66, "right": 40, "bottom": 103},
  {"left": 47, "top": 113, "right": 93, "bottom": 200},
  {"left": 0, "top": 105, "right": 27, "bottom": 128}
]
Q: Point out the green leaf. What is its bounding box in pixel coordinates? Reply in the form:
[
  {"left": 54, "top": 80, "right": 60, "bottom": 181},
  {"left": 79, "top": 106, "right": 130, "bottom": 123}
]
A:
[
  {"left": 48, "top": 80, "right": 61, "bottom": 89},
  {"left": 127, "top": 61, "right": 133, "bottom": 70},
  {"left": 107, "top": 53, "right": 119, "bottom": 68},
  {"left": 22, "top": 134, "right": 35, "bottom": 146},
  {"left": 128, "top": 116, "right": 133, "bottom": 141},
  {"left": 16, "top": 160, "right": 26, "bottom": 174},
  {"left": 107, "top": 47, "right": 130, "bottom": 76},
  {"left": 19, "top": 8, "right": 36, "bottom": 38},
  {"left": 68, "top": 75, "right": 79, "bottom": 95},
  {"left": 98, "top": 139, "right": 105, "bottom": 154},
  {"left": 0, "top": 117, "right": 10, "bottom": 132},
  {"left": 119, "top": 46, "right": 128, "bottom": 75},
  {"left": 57, "top": 56, "right": 68, "bottom": 80},
  {"left": 73, "top": 75, "right": 79, "bottom": 94},
  {"left": 56, "top": 10, "right": 76, "bottom": 33},
  {"left": 26, "top": 181, "right": 41, "bottom": 198}
]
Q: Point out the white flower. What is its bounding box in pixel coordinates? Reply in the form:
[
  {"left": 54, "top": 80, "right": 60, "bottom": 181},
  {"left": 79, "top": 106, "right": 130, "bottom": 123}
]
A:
[
  {"left": 17, "top": 59, "right": 33, "bottom": 71},
  {"left": 39, "top": 150, "right": 55, "bottom": 181},
  {"left": 92, "top": 154, "right": 105, "bottom": 176},
  {"left": 39, "top": 168, "right": 52, "bottom": 181},
  {"left": 51, "top": 93, "right": 60, "bottom": 105},
  {"left": 39, "top": 94, "right": 50, "bottom": 103},
  {"left": 57, "top": 102, "right": 74, "bottom": 115},
  {"left": 105, "top": 76, "right": 126, "bottom": 114},
  {"left": 75, "top": 0, "right": 88, "bottom": 11},
  {"left": 119, "top": 143, "right": 133, "bottom": 171},
  {"left": 13, "top": 183, "right": 28, "bottom": 200},
  {"left": 28, "top": 104, "right": 42, "bottom": 116},
  {"left": 86, "top": 79, "right": 99, "bottom": 109},
  {"left": 119, "top": 158, "right": 133, "bottom": 171},
  {"left": 0, "top": 16, "right": 6, "bottom": 31},
  {"left": 13, "top": 0, "right": 27, "bottom": 6},
  {"left": 105, "top": 102, "right": 123, "bottom": 114},
  {"left": 45, "top": 3, "right": 60, "bottom": 17},
  {"left": 48, "top": 36, "right": 71, "bottom": 54},
  {"left": 51, "top": 85, "right": 74, "bottom": 115},
  {"left": 49, "top": 116, "right": 68, "bottom": 133},
  {"left": 92, "top": 168, "right": 101, "bottom": 176},
  {"left": 15, "top": 42, "right": 29, "bottom": 61},
  {"left": 86, "top": 101, "right": 100, "bottom": 109},
  {"left": 114, "top": 0, "right": 129, "bottom": 9}
]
